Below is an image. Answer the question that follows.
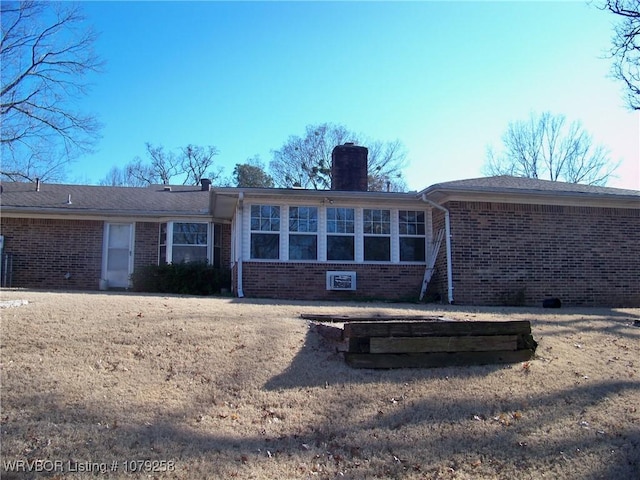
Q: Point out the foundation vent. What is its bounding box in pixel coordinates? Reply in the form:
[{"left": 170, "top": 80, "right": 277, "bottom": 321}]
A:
[{"left": 326, "top": 271, "right": 357, "bottom": 291}]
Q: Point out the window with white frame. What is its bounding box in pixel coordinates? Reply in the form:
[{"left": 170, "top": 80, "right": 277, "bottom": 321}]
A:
[
  {"left": 363, "top": 208, "right": 391, "bottom": 261},
  {"left": 399, "top": 210, "right": 426, "bottom": 262},
  {"left": 250, "top": 205, "right": 280, "bottom": 259},
  {"left": 326, "top": 207, "right": 355, "bottom": 261},
  {"left": 159, "top": 222, "right": 209, "bottom": 264},
  {"left": 289, "top": 206, "right": 318, "bottom": 260}
]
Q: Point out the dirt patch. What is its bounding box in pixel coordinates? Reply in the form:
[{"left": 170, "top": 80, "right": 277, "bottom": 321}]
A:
[{"left": 1, "top": 290, "right": 638, "bottom": 479}]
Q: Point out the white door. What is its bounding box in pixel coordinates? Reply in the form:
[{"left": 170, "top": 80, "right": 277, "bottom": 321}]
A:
[{"left": 103, "top": 223, "right": 134, "bottom": 288}]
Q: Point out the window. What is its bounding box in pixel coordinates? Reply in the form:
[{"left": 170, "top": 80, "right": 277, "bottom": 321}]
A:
[
  {"left": 159, "top": 222, "right": 209, "bottom": 264},
  {"left": 363, "top": 209, "right": 390, "bottom": 261},
  {"left": 326, "top": 207, "right": 355, "bottom": 261},
  {"left": 399, "top": 210, "right": 426, "bottom": 262},
  {"left": 172, "top": 223, "right": 208, "bottom": 263},
  {"left": 250, "top": 205, "right": 280, "bottom": 259},
  {"left": 289, "top": 206, "right": 317, "bottom": 260}
]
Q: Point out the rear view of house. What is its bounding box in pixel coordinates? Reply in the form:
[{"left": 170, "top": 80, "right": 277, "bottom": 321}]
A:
[{"left": 1, "top": 148, "right": 638, "bottom": 307}]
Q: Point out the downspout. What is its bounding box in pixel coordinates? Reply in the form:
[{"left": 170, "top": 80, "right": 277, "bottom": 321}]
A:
[
  {"left": 236, "top": 192, "right": 245, "bottom": 298},
  {"left": 421, "top": 194, "right": 454, "bottom": 304}
]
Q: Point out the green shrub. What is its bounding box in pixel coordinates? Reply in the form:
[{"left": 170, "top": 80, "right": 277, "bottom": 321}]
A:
[{"left": 131, "top": 262, "right": 231, "bottom": 295}]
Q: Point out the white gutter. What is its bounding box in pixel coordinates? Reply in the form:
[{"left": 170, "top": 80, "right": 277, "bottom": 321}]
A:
[
  {"left": 236, "top": 192, "right": 245, "bottom": 298},
  {"left": 421, "top": 194, "right": 454, "bottom": 304}
]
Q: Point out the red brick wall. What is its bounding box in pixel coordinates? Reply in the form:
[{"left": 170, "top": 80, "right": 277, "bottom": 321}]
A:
[
  {"left": 134, "top": 222, "right": 159, "bottom": 270},
  {"left": 435, "top": 201, "right": 640, "bottom": 307},
  {"left": 220, "top": 223, "right": 231, "bottom": 269},
  {"left": 241, "top": 262, "right": 425, "bottom": 301},
  {"left": 426, "top": 209, "right": 448, "bottom": 303},
  {"left": 1, "top": 217, "right": 104, "bottom": 290},
  {"left": 1, "top": 218, "right": 233, "bottom": 291}
]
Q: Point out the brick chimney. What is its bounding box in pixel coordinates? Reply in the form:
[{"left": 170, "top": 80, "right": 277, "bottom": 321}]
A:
[
  {"left": 331, "top": 143, "right": 368, "bottom": 191},
  {"left": 200, "top": 178, "right": 212, "bottom": 191}
]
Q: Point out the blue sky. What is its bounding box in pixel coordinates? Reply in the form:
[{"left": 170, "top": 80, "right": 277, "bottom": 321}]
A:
[{"left": 75, "top": 1, "right": 639, "bottom": 190}]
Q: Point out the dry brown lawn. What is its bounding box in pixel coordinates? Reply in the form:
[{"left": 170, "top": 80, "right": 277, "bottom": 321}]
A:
[{"left": 0, "top": 290, "right": 639, "bottom": 479}]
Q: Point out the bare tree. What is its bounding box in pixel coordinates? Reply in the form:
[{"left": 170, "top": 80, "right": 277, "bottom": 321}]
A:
[
  {"left": 99, "top": 166, "right": 126, "bottom": 187},
  {"left": 99, "top": 144, "right": 179, "bottom": 186},
  {"left": 366, "top": 139, "right": 408, "bottom": 192},
  {"left": 269, "top": 123, "right": 408, "bottom": 191},
  {"left": 1, "top": 1, "right": 102, "bottom": 181},
  {"left": 180, "top": 144, "right": 221, "bottom": 185},
  {"left": 484, "top": 112, "right": 617, "bottom": 186},
  {"left": 141, "top": 143, "right": 180, "bottom": 184},
  {"left": 600, "top": 0, "right": 640, "bottom": 110},
  {"left": 100, "top": 142, "right": 222, "bottom": 186},
  {"left": 270, "top": 123, "right": 349, "bottom": 189}
]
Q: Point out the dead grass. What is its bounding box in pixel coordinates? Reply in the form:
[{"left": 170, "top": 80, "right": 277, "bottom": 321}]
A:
[{"left": 0, "top": 290, "right": 638, "bottom": 479}]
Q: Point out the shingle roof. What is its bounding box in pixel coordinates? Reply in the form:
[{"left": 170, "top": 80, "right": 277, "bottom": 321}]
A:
[
  {"left": 421, "top": 175, "right": 640, "bottom": 199},
  {"left": 0, "top": 182, "right": 211, "bottom": 217},
  {"left": 3, "top": 176, "right": 638, "bottom": 218}
]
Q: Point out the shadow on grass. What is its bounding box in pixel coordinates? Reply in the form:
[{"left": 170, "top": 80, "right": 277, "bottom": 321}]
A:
[
  {"left": 2, "top": 296, "right": 638, "bottom": 479},
  {"left": 264, "top": 308, "right": 640, "bottom": 391},
  {"left": 263, "top": 324, "right": 513, "bottom": 391},
  {"left": 2, "top": 378, "right": 638, "bottom": 480}
]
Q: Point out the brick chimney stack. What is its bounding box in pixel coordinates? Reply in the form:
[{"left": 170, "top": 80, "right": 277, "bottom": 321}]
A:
[{"left": 331, "top": 143, "right": 368, "bottom": 191}]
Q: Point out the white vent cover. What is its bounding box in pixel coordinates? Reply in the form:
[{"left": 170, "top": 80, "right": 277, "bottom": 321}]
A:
[{"left": 326, "top": 271, "right": 356, "bottom": 291}]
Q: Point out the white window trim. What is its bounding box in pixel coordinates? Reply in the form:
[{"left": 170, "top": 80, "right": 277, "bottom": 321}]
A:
[
  {"left": 324, "top": 206, "right": 357, "bottom": 263},
  {"left": 287, "top": 205, "right": 320, "bottom": 262},
  {"left": 247, "top": 204, "right": 282, "bottom": 260},
  {"left": 361, "top": 208, "right": 392, "bottom": 263},
  {"left": 242, "top": 203, "right": 431, "bottom": 265},
  {"left": 161, "top": 221, "right": 212, "bottom": 264},
  {"left": 398, "top": 210, "right": 429, "bottom": 264}
]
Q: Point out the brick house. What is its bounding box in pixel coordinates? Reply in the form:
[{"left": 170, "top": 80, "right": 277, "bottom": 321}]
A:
[
  {"left": 420, "top": 176, "right": 640, "bottom": 307},
  {"left": 1, "top": 150, "right": 638, "bottom": 306},
  {"left": 0, "top": 181, "right": 231, "bottom": 291}
]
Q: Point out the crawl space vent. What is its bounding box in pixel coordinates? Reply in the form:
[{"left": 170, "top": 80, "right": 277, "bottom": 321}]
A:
[{"left": 326, "top": 271, "right": 356, "bottom": 291}]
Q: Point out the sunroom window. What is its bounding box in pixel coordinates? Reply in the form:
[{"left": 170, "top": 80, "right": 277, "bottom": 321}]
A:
[
  {"left": 326, "top": 207, "right": 355, "bottom": 261},
  {"left": 363, "top": 209, "right": 391, "bottom": 261},
  {"left": 250, "top": 205, "right": 280, "bottom": 259},
  {"left": 399, "top": 210, "right": 426, "bottom": 262},
  {"left": 289, "top": 206, "right": 317, "bottom": 260}
]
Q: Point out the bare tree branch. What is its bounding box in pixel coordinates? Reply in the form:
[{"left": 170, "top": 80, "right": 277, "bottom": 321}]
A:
[
  {"left": 483, "top": 112, "right": 618, "bottom": 186},
  {"left": 599, "top": 0, "right": 640, "bottom": 110},
  {"left": 180, "top": 144, "right": 220, "bottom": 185},
  {"left": 100, "top": 142, "right": 223, "bottom": 186},
  {"left": 1, "top": 1, "right": 103, "bottom": 181},
  {"left": 269, "top": 123, "right": 407, "bottom": 191}
]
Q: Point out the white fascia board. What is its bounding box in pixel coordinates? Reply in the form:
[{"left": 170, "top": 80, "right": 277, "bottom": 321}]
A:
[{"left": 423, "top": 190, "right": 640, "bottom": 209}]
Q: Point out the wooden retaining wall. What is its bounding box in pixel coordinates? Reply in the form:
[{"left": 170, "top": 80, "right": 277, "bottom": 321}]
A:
[{"left": 304, "top": 315, "right": 537, "bottom": 369}]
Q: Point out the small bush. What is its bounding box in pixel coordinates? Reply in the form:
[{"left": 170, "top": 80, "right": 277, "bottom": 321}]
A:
[{"left": 131, "top": 263, "right": 231, "bottom": 295}]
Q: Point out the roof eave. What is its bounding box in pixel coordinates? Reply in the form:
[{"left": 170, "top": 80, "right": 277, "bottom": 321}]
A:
[
  {"left": 210, "top": 187, "right": 425, "bottom": 220},
  {"left": 421, "top": 187, "right": 640, "bottom": 208},
  {"left": 212, "top": 186, "right": 419, "bottom": 200},
  {"left": 0, "top": 207, "right": 214, "bottom": 221}
]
